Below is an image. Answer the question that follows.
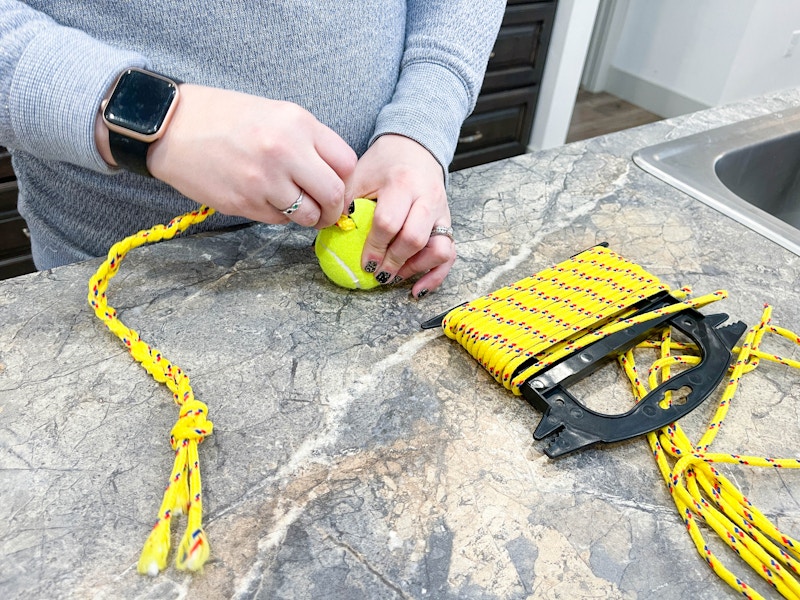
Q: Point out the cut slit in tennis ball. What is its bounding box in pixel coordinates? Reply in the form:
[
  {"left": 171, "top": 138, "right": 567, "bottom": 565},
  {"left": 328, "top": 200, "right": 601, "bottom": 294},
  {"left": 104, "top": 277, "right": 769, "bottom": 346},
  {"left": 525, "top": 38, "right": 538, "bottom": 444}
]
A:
[{"left": 315, "top": 197, "right": 380, "bottom": 290}]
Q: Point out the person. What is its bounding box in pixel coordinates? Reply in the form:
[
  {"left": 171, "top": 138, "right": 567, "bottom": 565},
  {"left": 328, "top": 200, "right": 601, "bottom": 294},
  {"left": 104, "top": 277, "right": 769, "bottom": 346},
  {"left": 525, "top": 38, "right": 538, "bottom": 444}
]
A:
[{"left": 0, "top": 1, "right": 505, "bottom": 299}]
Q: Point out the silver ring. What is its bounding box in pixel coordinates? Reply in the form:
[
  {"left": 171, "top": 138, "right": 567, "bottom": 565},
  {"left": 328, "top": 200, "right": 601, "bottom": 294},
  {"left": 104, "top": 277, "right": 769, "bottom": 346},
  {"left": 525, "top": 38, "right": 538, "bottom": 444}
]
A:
[
  {"left": 281, "top": 190, "right": 304, "bottom": 215},
  {"left": 430, "top": 225, "right": 454, "bottom": 242}
]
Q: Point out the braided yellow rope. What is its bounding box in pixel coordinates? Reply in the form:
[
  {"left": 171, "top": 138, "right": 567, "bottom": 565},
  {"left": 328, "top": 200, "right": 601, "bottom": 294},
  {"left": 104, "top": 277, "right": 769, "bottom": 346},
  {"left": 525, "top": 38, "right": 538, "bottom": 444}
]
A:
[
  {"left": 88, "top": 206, "right": 216, "bottom": 575},
  {"left": 442, "top": 246, "right": 668, "bottom": 392},
  {"left": 442, "top": 248, "right": 800, "bottom": 597},
  {"left": 620, "top": 304, "right": 800, "bottom": 599},
  {"left": 90, "top": 221, "right": 800, "bottom": 594},
  {"left": 441, "top": 246, "right": 727, "bottom": 393}
]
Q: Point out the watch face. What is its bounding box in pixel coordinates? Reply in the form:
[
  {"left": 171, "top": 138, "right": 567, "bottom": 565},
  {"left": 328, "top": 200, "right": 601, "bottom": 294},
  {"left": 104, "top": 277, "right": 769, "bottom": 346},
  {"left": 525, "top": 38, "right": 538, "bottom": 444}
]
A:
[{"left": 103, "top": 69, "right": 178, "bottom": 137}]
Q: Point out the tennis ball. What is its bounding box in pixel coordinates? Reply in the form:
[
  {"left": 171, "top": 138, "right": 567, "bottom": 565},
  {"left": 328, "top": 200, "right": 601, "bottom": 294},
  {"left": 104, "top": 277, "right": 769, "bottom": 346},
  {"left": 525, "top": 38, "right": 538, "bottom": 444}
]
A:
[{"left": 315, "top": 197, "right": 379, "bottom": 290}]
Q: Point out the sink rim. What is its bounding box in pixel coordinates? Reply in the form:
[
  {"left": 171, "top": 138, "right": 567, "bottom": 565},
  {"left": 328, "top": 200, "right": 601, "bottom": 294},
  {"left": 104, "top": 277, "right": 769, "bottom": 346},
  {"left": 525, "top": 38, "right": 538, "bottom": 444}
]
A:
[{"left": 633, "top": 106, "right": 800, "bottom": 256}]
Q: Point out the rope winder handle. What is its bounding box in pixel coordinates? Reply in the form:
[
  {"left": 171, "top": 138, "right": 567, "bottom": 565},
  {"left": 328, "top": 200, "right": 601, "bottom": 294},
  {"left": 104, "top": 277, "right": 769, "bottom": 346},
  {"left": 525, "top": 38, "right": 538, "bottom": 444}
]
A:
[{"left": 87, "top": 205, "right": 216, "bottom": 575}]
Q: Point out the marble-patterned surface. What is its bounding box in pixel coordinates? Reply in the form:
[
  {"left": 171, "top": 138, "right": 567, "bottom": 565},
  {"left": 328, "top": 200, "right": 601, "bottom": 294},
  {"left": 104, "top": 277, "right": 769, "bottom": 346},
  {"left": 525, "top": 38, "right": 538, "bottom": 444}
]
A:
[{"left": 3, "top": 89, "right": 800, "bottom": 599}]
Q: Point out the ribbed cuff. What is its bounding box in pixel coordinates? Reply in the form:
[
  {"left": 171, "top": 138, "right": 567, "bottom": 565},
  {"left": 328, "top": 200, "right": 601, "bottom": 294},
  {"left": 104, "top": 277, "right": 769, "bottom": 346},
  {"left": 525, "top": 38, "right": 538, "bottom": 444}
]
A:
[
  {"left": 370, "top": 60, "right": 472, "bottom": 184},
  {"left": 9, "top": 25, "right": 146, "bottom": 173}
]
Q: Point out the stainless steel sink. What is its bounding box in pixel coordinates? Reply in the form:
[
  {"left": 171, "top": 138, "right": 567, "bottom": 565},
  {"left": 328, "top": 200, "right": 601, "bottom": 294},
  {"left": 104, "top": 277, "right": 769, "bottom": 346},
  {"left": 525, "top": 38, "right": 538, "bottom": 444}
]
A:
[{"left": 633, "top": 106, "right": 800, "bottom": 255}]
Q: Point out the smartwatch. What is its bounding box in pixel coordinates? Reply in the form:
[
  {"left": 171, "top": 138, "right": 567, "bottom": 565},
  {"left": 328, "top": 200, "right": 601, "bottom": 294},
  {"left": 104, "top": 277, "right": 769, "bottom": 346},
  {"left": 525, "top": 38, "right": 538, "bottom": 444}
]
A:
[{"left": 101, "top": 68, "right": 181, "bottom": 177}]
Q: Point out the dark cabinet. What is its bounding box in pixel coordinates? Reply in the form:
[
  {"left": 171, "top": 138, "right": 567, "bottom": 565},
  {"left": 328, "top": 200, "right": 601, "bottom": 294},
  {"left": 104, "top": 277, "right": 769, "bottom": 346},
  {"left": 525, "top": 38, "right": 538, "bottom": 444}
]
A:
[
  {"left": 0, "top": 147, "right": 34, "bottom": 280},
  {"left": 451, "top": 0, "right": 557, "bottom": 171}
]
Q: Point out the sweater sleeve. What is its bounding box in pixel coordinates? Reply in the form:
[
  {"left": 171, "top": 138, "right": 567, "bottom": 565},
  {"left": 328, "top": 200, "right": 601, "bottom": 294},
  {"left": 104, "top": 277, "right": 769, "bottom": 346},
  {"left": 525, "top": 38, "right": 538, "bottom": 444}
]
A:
[
  {"left": 370, "top": 0, "right": 505, "bottom": 174},
  {"left": 0, "top": 0, "right": 146, "bottom": 172}
]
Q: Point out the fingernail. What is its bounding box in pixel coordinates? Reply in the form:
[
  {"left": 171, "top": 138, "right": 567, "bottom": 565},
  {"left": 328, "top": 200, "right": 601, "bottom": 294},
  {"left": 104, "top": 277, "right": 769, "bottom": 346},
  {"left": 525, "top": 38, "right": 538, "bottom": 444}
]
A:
[
  {"left": 348, "top": 201, "right": 355, "bottom": 215},
  {"left": 390, "top": 275, "right": 403, "bottom": 285},
  {"left": 416, "top": 289, "right": 429, "bottom": 299},
  {"left": 364, "top": 260, "right": 378, "bottom": 273},
  {"left": 376, "top": 271, "right": 392, "bottom": 284}
]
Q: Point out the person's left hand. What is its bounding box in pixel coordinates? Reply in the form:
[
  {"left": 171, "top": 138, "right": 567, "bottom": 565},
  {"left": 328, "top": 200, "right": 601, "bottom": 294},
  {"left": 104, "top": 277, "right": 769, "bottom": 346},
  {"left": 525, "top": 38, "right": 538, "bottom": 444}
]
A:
[{"left": 345, "top": 134, "right": 455, "bottom": 299}]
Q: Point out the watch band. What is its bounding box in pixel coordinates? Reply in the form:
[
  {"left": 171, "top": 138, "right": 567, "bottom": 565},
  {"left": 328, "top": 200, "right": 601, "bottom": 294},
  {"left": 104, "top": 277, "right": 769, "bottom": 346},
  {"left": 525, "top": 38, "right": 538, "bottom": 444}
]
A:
[
  {"left": 108, "top": 131, "right": 153, "bottom": 177},
  {"left": 104, "top": 70, "right": 182, "bottom": 178}
]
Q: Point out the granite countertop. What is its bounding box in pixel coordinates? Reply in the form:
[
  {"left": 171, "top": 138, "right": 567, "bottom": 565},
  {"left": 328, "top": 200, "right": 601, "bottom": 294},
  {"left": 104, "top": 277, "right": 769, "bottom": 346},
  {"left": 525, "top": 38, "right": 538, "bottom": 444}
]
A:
[{"left": 3, "top": 90, "right": 800, "bottom": 600}]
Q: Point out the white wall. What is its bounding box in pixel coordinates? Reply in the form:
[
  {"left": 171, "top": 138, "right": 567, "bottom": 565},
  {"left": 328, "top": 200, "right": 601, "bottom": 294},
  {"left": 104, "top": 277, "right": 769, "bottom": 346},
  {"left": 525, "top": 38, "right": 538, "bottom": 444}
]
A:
[
  {"left": 724, "top": 2, "right": 800, "bottom": 103},
  {"left": 586, "top": 0, "right": 800, "bottom": 117}
]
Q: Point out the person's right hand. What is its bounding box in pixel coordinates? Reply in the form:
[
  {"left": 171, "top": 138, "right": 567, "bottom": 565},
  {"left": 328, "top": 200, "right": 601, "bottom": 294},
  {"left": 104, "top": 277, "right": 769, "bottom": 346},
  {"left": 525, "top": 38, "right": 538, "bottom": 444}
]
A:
[{"left": 105, "top": 84, "right": 358, "bottom": 229}]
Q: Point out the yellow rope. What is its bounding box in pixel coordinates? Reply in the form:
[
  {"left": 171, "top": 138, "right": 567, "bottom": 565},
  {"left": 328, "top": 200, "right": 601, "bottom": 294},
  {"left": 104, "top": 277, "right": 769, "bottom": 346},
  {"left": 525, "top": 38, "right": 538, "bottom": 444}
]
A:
[
  {"left": 440, "top": 246, "right": 730, "bottom": 393},
  {"left": 620, "top": 304, "right": 800, "bottom": 599},
  {"left": 89, "top": 221, "right": 800, "bottom": 593},
  {"left": 443, "top": 248, "right": 800, "bottom": 597},
  {"left": 88, "top": 206, "right": 216, "bottom": 575},
  {"left": 442, "top": 246, "right": 669, "bottom": 392}
]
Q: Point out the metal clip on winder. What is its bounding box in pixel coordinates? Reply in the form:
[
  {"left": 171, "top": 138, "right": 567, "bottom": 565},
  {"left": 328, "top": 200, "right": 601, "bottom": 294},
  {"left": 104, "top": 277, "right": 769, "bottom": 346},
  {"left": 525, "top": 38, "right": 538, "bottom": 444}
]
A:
[{"left": 422, "top": 245, "right": 746, "bottom": 458}]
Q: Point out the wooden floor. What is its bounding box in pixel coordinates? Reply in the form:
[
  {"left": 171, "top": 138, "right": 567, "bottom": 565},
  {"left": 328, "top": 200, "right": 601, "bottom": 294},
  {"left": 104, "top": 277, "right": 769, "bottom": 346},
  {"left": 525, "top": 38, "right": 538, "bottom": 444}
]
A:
[{"left": 566, "top": 88, "right": 662, "bottom": 143}]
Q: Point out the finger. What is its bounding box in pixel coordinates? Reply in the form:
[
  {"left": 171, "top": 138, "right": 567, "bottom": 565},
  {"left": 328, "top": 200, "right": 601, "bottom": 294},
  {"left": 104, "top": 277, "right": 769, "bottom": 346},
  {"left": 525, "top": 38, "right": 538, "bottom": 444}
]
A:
[
  {"left": 360, "top": 189, "right": 410, "bottom": 278},
  {"left": 304, "top": 124, "right": 358, "bottom": 226},
  {"left": 270, "top": 122, "right": 355, "bottom": 228},
  {"left": 371, "top": 200, "right": 444, "bottom": 285},
  {"left": 342, "top": 168, "right": 378, "bottom": 218},
  {"left": 229, "top": 181, "right": 295, "bottom": 225},
  {"left": 410, "top": 253, "right": 456, "bottom": 299},
  {"left": 396, "top": 232, "right": 455, "bottom": 276},
  {"left": 275, "top": 188, "right": 305, "bottom": 216},
  {"left": 293, "top": 155, "right": 350, "bottom": 228},
  {"left": 314, "top": 124, "right": 358, "bottom": 181},
  {"left": 375, "top": 224, "right": 432, "bottom": 284},
  {"left": 274, "top": 188, "right": 322, "bottom": 228}
]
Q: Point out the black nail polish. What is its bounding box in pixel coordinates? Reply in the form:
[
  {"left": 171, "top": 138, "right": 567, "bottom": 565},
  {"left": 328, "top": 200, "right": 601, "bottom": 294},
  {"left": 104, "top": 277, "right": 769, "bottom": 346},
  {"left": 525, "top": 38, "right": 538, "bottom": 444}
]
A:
[
  {"left": 348, "top": 201, "right": 355, "bottom": 215},
  {"left": 390, "top": 275, "right": 403, "bottom": 285},
  {"left": 416, "top": 289, "right": 429, "bottom": 299},
  {"left": 364, "top": 260, "right": 378, "bottom": 273},
  {"left": 376, "top": 271, "right": 392, "bottom": 284}
]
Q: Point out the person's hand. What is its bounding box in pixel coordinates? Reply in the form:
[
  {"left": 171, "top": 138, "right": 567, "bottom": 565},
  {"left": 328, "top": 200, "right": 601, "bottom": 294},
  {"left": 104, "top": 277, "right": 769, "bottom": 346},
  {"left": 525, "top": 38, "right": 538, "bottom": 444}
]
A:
[
  {"left": 346, "top": 134, "right": 455, "bottom": 299},
  {"left": 100, "top": 84, "right": 358, "bottom": 229}
]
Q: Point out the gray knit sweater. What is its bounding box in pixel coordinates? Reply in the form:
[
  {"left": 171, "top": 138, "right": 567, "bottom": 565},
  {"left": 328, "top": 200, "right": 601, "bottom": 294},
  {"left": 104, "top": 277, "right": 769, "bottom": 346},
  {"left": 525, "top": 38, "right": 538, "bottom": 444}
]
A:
[{"left": 0, "top": 1, "right": 504, "bottom": 269}]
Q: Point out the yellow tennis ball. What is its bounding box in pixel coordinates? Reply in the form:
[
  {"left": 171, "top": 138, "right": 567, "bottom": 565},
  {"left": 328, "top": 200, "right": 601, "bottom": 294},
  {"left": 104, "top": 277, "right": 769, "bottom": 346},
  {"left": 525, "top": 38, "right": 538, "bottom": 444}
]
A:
[{"left": 315, "top": 197, "right": 379, "bottom": 290}]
